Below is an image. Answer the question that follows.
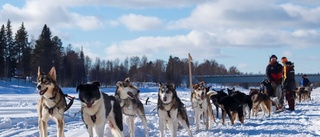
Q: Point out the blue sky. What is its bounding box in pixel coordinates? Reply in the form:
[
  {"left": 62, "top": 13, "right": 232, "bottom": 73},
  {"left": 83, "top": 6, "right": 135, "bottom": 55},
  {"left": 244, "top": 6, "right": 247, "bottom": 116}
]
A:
[{"left": 1, "top": 0, "right": 320, "bottom": 74}]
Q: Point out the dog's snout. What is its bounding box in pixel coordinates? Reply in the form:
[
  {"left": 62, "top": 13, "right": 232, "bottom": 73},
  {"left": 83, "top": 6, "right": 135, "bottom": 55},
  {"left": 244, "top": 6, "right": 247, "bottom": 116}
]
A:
[
  {"left": 163, "top": 96, "right": 167, "bottom": 101},
  {"left": 37, "top": 85, "right": 41, "bottom": 90}
]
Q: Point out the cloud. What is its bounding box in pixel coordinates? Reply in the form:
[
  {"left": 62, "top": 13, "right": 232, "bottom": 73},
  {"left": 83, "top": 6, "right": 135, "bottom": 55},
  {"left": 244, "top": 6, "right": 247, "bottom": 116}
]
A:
[
  {"left": 1, "top": 0, "right": 320, "bottom": 74},
  {"left": 117, "top": 14, "right": 163, "bottom": 31},
  {"left": 167, "top": 0, "right": 320, "bottom": 49},
  {"left": 61, "top": 0, "right": 204, "bottom": 8},
  {"left": 0, "top": 0, "right": 103, "bottom": 33},
  {"left": 103, "top": 30, "right": 224, "bottom": 61}
]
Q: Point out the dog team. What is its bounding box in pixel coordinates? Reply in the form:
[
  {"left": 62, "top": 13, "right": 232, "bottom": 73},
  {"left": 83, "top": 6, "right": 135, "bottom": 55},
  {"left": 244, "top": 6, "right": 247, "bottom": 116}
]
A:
[{"left": 36, "top": 66, "right": 311, "bottom": 137}]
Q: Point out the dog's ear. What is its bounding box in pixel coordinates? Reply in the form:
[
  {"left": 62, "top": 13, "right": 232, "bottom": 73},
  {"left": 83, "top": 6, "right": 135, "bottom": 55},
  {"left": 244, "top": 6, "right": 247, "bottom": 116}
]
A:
[
  {"left": 159, "top": 82, "right": 162, "bottom": 87},
  {"left": 124, "top": 78, "right": 130, "bottom": 83},
  {"left": 206, "top": 86, "right": 212, "bottom": 92},
  {"left": 193, "top": 84, "right": 198, "bottom": 89},
  {"left": 37, "top": 66, "right": 41, "bottom": 77},
  {"left": 116, "top": 81, "right": 123, "bottom": 87},
  {"left": 92, "top": 81, "right": 100, "bottom": 87},
  {"left": 48, "top": 66, "right": 57, "bottom": 81},
  {"left": 168, "top": 84, "right": 177, "bottom": 96},
  {"left": 171, "top": 84, "right": 176, "bottom": 90},
  {"left": 76, "top": 84, "right": 83, "bottom": 92}
]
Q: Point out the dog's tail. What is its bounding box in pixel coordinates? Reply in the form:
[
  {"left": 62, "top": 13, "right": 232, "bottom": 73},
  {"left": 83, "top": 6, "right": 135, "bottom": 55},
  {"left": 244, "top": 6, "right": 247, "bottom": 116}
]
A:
[
  {"left": 110, "top": 128, "right": 124, "bottom": 137},
  {"left": 207, "top": 91, "right": 218, "bottom": 98}
]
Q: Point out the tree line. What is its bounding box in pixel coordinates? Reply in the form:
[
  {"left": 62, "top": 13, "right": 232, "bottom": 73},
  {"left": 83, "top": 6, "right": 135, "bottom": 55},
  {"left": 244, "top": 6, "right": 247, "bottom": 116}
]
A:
[{"left": 0, "top": 20, "right": 242, "bottom": 87}]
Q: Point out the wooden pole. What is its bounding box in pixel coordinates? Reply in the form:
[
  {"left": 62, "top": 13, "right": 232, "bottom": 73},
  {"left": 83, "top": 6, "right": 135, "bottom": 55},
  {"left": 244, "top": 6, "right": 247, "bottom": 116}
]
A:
[{"left": 188, "top": 53, "right": 193, "bottom": 94}]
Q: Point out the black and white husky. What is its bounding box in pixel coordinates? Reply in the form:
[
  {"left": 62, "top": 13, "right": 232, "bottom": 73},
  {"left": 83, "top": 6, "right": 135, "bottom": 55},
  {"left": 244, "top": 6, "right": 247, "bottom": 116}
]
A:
[
  {"left": 76, "top": 81, "right": 123, "bottom": 137},
  {"left": 157, "top": 83, "right": 193, "bottom": 137}
]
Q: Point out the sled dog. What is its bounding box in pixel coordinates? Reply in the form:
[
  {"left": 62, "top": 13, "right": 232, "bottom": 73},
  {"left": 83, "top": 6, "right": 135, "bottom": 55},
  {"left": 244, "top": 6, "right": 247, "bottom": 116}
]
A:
[
  {"left": 191, "top": 82, "right": 215, "bottom": 130},
  {"left": 227, "top": 88, "right": 253, "bottom": 118},
  {"left": 77, "top": 81, "right": 123, "bottom": 137},
  {"left": 295, "top": 86, "right": 311, "bottom": 103},
  {"left": 37, "top": 66, "right": 73, "bottom": 137},
  {"left": 157, "top": 83, "right": 193, "bottom": 137},
  {"left": 115, "top": 78, "right": 149, "bottom": 137},
  {"left": 249, "top": 88, "right": 272, "bottom": 117},
  {"left": 207, "top": 89, "right": 244, "bottom": 125}
]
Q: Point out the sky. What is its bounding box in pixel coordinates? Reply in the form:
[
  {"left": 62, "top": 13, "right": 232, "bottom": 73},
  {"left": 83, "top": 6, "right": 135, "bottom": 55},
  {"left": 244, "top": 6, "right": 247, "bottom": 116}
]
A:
[
  {"left": 0, "top": 0, "right": 320, "bottom": 74},
  {"left": 0, "top": 79, "right": 320, "bottom": 136}
]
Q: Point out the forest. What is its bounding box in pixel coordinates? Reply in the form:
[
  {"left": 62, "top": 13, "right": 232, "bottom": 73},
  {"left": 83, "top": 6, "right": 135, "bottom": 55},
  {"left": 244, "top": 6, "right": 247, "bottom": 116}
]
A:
[{"left": 0, "top": 20, "right": 242, "bottom": 87}]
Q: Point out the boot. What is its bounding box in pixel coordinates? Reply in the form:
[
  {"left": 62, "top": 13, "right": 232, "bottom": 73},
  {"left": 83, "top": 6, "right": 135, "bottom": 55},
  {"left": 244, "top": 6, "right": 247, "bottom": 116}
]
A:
[{"left": 286, "top": 90, "right": 295, "bottom": 111}]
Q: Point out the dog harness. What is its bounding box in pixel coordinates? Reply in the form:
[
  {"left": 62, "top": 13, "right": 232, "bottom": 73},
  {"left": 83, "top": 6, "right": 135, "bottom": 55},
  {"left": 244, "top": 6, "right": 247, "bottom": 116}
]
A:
[
  {"left": 44, "top": 93, "right": 74, "bottom": 115},
  {"left": 159, "top": 100, "right": 175, "bottom": 118},
  {"left": 166, "top": 107, "right": 174, "bottom": 118},
  {"left": 193, "top": 98, "right": 204, "bottom": 109},
  {"left": 45, "top": 93, "right": 59, "bottom": 115},
  {"left": 44, "top": 105, "right": 57, "bottom": 115},
  {"left": 91, "top": 115, "right": 97, "bottom": 123}
]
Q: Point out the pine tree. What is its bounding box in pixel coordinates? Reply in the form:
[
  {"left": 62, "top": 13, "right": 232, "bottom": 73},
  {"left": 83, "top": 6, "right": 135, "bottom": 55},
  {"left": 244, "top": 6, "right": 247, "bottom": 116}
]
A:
[
  {"left": 78, "top": 47, "right": 86, "bottom": 83},
  {"left": 0, "top": 25, "right": 6, "bottom": 77},
  {"left": 6, "top": 20, "right": 16, "bottom": 78},
  {"left": 34, "top": 24, "right": 60, "bottom": 73},
  {"left": 15, "top": 22, "right": 30, "bottom": 76}
]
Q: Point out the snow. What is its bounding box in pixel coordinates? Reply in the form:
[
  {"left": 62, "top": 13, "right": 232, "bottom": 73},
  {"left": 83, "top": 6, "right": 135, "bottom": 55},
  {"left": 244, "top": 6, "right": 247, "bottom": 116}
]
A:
[{"left": 0, "top": 80, "right": 320, "bottom": 137}]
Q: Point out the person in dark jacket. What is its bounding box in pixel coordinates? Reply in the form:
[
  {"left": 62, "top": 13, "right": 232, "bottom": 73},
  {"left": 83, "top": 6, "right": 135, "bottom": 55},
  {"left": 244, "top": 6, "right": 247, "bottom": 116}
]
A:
[
  {"left": 301, "top": 74, "right": 311, "bottom": 87},
  {"left": 281, "top": 57, "right": 296, "bottom": 111},
  {"left": 300, "top": 74, "right": 312, "bottom": 95},
  {"left": 266, "top": 55, "right": 284, "bottom": 111}
]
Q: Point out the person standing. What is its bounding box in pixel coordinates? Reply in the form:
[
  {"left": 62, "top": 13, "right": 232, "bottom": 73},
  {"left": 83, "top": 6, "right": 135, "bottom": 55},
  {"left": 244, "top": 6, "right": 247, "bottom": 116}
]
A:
[
  {"left": 281, "top": 57, "right": 296, "bottom": 111},
  {"left": 266, "top": 55, "right": 284, "bottom": 111}
]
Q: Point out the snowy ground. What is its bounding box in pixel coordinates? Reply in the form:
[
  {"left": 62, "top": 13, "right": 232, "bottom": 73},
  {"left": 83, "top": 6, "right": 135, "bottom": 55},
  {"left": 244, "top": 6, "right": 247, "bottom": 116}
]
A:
[{"left": 0, "top": 80, "right": 320, "bottom": 137}]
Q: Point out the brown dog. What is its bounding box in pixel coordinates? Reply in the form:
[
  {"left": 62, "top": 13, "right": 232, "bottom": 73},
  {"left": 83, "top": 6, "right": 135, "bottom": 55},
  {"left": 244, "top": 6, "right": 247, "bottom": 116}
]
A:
[
  {"left": 191, "top": 82, "right": 215, "bottom": 130},
  {"left": 249, "top": 89, "right": 272, "bottom": 117},
  {"left": 295, "top": 86, "right": 311, "bottom": 103},
  {"left": 37, "top": 66, "right": 73, "bottom": 137}
]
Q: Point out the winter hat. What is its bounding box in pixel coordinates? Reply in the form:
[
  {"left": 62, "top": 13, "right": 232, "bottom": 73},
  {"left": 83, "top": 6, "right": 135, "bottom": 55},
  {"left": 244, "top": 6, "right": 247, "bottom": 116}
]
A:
[
  {"left": 281, "top": 57, "right": 288, "bottom": 63},
  {"left": 269, "top": 54, "right": 277, "bottom": 61}
]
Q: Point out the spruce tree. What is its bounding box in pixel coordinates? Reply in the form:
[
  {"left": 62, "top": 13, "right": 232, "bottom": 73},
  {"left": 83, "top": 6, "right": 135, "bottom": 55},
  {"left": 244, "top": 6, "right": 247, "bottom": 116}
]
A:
[
  {"left": 78, "top": 47, "right": 86, "bottom": 83},
  {"left": 6, "top": 20, "right": 16, "bottom": 78},
  {"left": 15, "top": 22, "right": 30, "bottom": 76},
  {"left": 34, "top": 24, "right": 55, "bottom": 72},
  {"left": 0, "top": 25, "right": 6, "bottom": 77}
]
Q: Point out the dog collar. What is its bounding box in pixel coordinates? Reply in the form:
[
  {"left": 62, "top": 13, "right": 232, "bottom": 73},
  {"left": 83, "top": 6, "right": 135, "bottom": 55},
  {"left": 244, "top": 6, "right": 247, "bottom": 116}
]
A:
[{"left": 49, "top": 92, "right": 57, "bottom": 100}]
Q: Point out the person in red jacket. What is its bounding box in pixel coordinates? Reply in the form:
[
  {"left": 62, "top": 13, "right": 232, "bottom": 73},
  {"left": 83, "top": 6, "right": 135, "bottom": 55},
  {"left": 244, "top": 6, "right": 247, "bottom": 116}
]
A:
[
  {"left": 266, "top": 55, "right": 284, "bottom": 111},
  {"left": 281, "top": 57, "right": 296, "bottom": 111}
]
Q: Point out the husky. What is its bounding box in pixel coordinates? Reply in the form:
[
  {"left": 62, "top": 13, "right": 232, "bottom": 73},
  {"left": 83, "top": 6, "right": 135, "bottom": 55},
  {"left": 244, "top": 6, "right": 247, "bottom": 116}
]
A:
[
  {"left": 295, "top": 86, "right": 311, "bottom": 103},
  {"left": 37, "top": 66, "right": 73, "bottom": 137},
  {"left": 76, "top": 81, "right": 123, "bottom": 137},
  {"left": 207, "top": 89, "right": 244, "bottom": 125},
  {"left": 157, "top": 83, "right": 193, "bottom": 137},
  {"left": 260, "top": 79, "right": 282, "bottom": 111},
  {"left": 227, "top": 88, "right": 253, "bottom": 119},
  {"left": 249, "top": 88, "right": 272, "bottom": 117},
  {"left": 115, "top": 78, "right": 149, "bottom": 137},
  {"left": 191, "top": 82, "right": 215, "bottom": 130}
]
